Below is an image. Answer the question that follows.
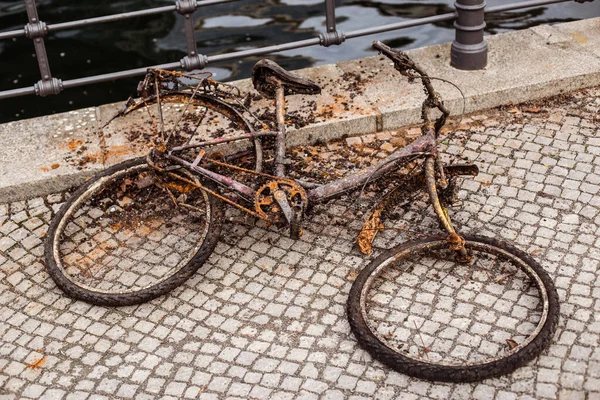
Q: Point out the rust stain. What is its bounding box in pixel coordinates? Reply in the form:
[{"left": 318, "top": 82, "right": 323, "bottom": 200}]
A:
[
  {"left": 87, "top": 248, "right": 105, "bottom": 261},
  {"left": 60, "top": 139, "right": 84, "bottom": 152},
  {"left": 40, "top": 164, "right": 60, "bottom": 172},
  {"left": 83, "top": 144, "right": 131, "bottom": 165},
  {"left": 102, "top": 145, "right": 131, "bottom": 163},
  {"left": 27, "top": 355, "right": 46, "bottom": 369},
  {"left": 25, "top": 303, "right": 43, "bottom": 314},
  {"left": 136, "top": 225, "right": 152, "bottom": 235},
  {"left": 78, "top": 154, "right": 99, "bottom": 167},
  {"left": 162, "top": 181, "right": 196, "bottom": 194},
  {"left": 571, "top": 33, "right": 588, "bottom": 45},
  {"left": 316, "top": 94, "right": 368, "bottom": 120}
]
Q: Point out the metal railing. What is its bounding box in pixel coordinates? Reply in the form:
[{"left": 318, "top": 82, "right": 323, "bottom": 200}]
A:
[{"left": 0, "top": 0, "right": 592, "bottom": 100}]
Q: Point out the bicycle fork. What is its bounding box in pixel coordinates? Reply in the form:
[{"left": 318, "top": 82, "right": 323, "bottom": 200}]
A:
[{"left": 424, "top": 156, "right": 471, "bottom": 262}]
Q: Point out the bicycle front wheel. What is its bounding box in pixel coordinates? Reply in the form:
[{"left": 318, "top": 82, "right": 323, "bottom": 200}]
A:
[
  {"left": 347, "top": 235, "right": 559, "bottom": 382},
  {"left": 44, "top": 158, "right": 222, "bottom": 306}
]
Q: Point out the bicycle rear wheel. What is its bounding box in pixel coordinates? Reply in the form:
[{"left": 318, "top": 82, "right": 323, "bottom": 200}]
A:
[
  {"left": 44, "top": 158, "right": 222, "bottom": 306},
  {"left": 347, "top": 235, "right": 559, "bottom": 382}
]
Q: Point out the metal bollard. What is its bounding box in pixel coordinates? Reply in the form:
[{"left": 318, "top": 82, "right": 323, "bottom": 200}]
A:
[{"left": 450, "top": 0, "right": 487, "bottom": 70}]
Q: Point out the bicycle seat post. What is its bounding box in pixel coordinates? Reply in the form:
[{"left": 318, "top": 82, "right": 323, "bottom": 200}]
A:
[
  {"left": 273, "top": 78, "right": 287, "bottom": 177},
  {"left": 252, "top": 59, "right": 321, "bottom": 177}
]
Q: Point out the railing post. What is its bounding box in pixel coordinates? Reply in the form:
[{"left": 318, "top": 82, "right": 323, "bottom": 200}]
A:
[
  {"left": 319, "top": 0, "right": 345, "bottom": 47},
  {"left": 23, "top": 0, "right": 63, "bottom": 96},
  {"left": 177, "top": 0, "right": 208, "bottom": 71},
  {"left": 450, "top": 0, "right": 487, "bottom": 70}
]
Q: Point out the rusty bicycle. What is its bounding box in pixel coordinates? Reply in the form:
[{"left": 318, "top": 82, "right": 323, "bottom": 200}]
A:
[{"left": 44, "top": 41, "right": 559, "bottom": 382}]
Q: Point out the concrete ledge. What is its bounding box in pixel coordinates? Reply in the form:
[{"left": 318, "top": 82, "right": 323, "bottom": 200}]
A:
[{"left": 2, "top": 17, "right": 600, "bottom": 203}]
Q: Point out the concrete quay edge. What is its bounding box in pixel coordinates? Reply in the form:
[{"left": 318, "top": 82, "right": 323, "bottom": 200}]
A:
[{"left": 1, "top": 17, "right": 599, "bottom": 203}]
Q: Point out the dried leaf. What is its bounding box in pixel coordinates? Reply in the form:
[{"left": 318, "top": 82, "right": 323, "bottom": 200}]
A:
[
  {"left": 136, "top": 173, "right": 154, "bottom": 189},
  {"left": 117, "top": 196, "right": 133, "bottom": 207},
  {"left": 506, "top": 339, "right": 519, "bottom": 350},
  {"left": 346, "top": 271, "right": 358, "bottom": 281},
  {"left": 530, "top": 249, "right": 544, "bottom": 255},
  {"left": 120, "top": 178, "right": 132, "bottom": 193},
  {"left": 357, "top": 208, "right": 384, "bottom": 255},
  {"left": 507, "top": 107, "right": 520, "bottom": 114},
  {"left": 523, "top": 106, "right": 543, "bottom": 113}
]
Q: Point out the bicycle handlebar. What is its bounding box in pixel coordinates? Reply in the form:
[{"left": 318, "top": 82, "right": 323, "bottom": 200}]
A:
[
  {"left": 372, "top": 40, "right": 450, "bottom": 134},
  {"left": 372, "top": 41, "right": 414, "bottom": 67}
]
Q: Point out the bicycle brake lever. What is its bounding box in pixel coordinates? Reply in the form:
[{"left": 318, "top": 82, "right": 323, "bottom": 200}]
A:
[
  {"left": 372, "top": 41, "right": 417, "bottom": 76},
  {"left": 100, "top": 96, "right": 136, "bottom": 129}
]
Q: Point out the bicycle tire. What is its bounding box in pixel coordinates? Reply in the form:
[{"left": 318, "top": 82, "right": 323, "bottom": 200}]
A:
[
  {"left": 44, "top": 157, "right": 223, "bottom": 306},
  {"left": 347, "top": 234, "right": 559, "bottom": 382}
]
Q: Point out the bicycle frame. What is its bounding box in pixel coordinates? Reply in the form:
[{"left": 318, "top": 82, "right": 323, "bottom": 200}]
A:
[
  {"left": 118, "top": 41, "right": 476, "bottom": 258},
  {"left": 161, "top": 126, "right": 436, "bottom": 205}
]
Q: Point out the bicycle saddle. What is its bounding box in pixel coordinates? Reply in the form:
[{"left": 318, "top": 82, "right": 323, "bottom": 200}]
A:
[{"left": 252, "top": 59, "right": 321, "bottom": 98}]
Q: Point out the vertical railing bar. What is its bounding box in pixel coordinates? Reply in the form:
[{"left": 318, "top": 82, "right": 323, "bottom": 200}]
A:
[
  {"left": 325, "top": 0, "right": 336, "bottom": 33},
  {"left": 320, "top": 0, "right": 345, "bottom": 47},
  {"left": 24, "top": 0, "right": 49, "bottom": 80},
  {"left": 177, "top": 0, "right": 208, "bottom": 71},
  {"left": 23, "top": 0, "right": 63, "bottom": 96}
]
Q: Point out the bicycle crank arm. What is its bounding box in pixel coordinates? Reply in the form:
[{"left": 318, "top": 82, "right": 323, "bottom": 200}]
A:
[{"left": 273, "top": 189, "right": 294, "bottom": 224}]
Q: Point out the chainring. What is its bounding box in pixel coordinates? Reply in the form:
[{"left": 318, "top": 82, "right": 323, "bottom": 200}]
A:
[{"left": 254, "top": 179, "right": 307, "bottom": 225}]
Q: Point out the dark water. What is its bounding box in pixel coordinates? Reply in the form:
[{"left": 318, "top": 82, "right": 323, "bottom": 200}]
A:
[{"left": 1, "top": 0, "right": 599, "bottom": 123}]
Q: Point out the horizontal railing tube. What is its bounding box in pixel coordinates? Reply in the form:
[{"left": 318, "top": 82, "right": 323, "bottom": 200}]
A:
[
  {"left": 486, "top": 0, "right": 570, "bottom": 13},
  {"left": 0, "top": 87, "right": 36, "bottom": 100},
  {"left": 48, "top": 6, "right": 177, "bottom": 32},
  {"left": 62, "top": 63, "right": 181, "bottom": 89},
  {"left": 0, "top": 0, "right": 243, "bottom": 40},
  {"left": 0, "top": 29, "right": 25, "bottom": 40}
]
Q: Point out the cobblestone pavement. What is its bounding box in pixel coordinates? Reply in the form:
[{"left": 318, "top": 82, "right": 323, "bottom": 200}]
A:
[{"left": 1, "top": 87, "right": 600, "bottom": 400}]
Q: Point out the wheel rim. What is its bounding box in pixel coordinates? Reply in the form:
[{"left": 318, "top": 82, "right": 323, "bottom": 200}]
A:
[
  {"left": 52, "top": 163, "right": 211, "bottom": 295},
  {"left": 359, "top": 239, "right": 550, "bottom": 368}
]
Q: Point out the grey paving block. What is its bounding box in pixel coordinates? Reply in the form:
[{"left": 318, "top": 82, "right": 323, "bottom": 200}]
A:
[{"left": 2, "top": 85, "right": 600, "bottom": 399}]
